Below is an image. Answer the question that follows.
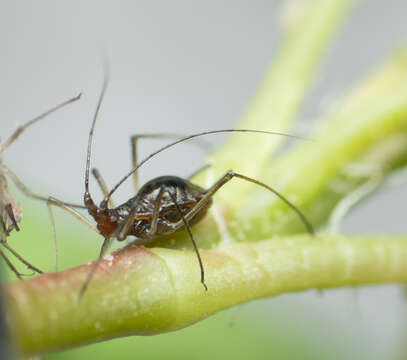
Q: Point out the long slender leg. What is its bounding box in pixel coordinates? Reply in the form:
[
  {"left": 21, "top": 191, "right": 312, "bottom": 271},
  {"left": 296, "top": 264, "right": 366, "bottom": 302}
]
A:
[
  {"left": 4, "top": 162, "right": 96, "bottom": 274},
  {"left": 46, "top": 196, "right": 98, "bottom": 234},
  {"left": 130, "top": 134, "right": 212, "bottom": 194},
  {"left": 116, "top": 187, "right": 166, "bottom": 242},
  {"left": 46, "top": 197, "right": 59, "bottom": 272},
  {"left": 173, "top": 171, "right": 314, "bottom": 235},
  {"left": 115, "top": 205, "right": 138, "bottom": 242},
  {"left": 1, "top": 198, "right": 95, "bottom": 276},
  {"left": 1, "top": 218, "right": 25, "bottom": 278},
  {"left": 78, "top": 237, "right": 112, "bottom": 301},
  {"left": 4, "top": 166, "right": 99, "bottom": 272},
  {"left": 1, "top": 205, "right": 43, "bottom": 274},
  {"left": 167, "top": 191, "right": 207, "bottom": 291},
  {"left": 5, "top": 167, "right": 94, "bottom": 271},
  {"left": 42, "top": 195, "right": 99, "bottom": 273},
  {"left": 0, "top": 241, "right": 43, "bottom": 274},
  {"left": 6, "top": 166, "right": 94, "bottom": 229},
  {"left": 1, "top": 93, "right": 81, "bottom": 152},
  {"left": 117, "top": 185, "right": 208, "bottom": 290},
  {"left": 92, "top": 168, "right": 115, "bottom": 208},
  {"left": 0, "top": 247, "right": 23, "bottom": 279},
  {"left": 148, "top": 188, "right": 165, "bottom": 236},
  {"left": 4, "top": 165, "right": 85, "bottom": 209}
]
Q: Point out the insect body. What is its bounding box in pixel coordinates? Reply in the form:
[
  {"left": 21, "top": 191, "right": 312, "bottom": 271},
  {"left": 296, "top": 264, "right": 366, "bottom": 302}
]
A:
[
  {"left": 86, "top": 175, "right": 211, "bottom": 241},
  {"left": 0, "top": 94, "right": 81, "bottom": 278},
  {"left": 78, "top": 75, "right": 314, "bottom": 298}
]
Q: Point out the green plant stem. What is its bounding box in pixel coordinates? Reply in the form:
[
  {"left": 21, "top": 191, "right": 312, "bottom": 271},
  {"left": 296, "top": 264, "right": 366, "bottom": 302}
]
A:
[
  {"left": 5, "top": 233, "right": 407, "bottom": 356},
  {"left": 244, "top": 52, "right": 407, "bottom": 235},
  {"left": 199, "top": 0, "right": 355, "bottom": 182}
]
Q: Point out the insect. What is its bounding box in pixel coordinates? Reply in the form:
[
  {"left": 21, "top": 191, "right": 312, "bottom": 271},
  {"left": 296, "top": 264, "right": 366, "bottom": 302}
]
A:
[
  {"left": 73, "top": 75, "right": 314, "bottom": 299},
  {"left": 0, "top": 93, "right": 81, "bottom": 278}
]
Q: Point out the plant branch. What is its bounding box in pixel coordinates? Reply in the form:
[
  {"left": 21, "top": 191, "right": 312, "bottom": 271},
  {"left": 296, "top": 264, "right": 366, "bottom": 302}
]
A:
[
  {"left": 246, "top": 52, "right": 407, "bottom": 235},
  {"left": 6, "top": 233, "right": 407, "bottom": 356}
]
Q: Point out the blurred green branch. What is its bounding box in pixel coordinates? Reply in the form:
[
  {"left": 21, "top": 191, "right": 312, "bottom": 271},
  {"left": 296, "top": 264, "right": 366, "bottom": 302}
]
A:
[{"left": 5, "top": 0, "right": 407, "bottom": 357}]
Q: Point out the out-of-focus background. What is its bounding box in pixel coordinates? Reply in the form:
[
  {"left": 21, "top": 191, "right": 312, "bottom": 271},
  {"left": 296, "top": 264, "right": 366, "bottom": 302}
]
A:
[{"left": 1, "top": 1, "right": 407, "bottom": 359}]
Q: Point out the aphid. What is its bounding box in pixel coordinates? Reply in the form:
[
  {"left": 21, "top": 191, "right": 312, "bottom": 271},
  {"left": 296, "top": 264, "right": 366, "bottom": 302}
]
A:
[
  {"left": 0, "top": 94, "right": 81, "bottom": 278},
  {"left": 75, "top": 75, "right": 314, "bottom": 298}
]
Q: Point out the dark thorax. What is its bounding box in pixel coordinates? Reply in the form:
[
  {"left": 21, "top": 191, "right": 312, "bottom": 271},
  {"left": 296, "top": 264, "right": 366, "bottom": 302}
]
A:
[{"left": 112, "top": 176, "right": 211, "bottom": 240}]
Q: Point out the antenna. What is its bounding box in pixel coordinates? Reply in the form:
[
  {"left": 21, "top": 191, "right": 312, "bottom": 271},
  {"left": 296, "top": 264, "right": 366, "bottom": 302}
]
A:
[
  {"left": 85, "top": 70, "right": 110, "bottom": 196},
  {"left": 104, "top": 129, "right": 310, "bottom": 202}
]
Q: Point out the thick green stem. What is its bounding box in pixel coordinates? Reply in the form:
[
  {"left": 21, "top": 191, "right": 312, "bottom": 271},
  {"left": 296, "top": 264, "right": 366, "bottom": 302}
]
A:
[{"left": 6, "top": 234, "right": 407, "bottom": 356}]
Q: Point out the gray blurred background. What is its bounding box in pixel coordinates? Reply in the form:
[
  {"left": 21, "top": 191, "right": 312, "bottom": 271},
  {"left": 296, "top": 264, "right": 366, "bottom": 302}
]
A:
[{"left": 1, "top": 1, "right": 407, "bottom": 359}]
